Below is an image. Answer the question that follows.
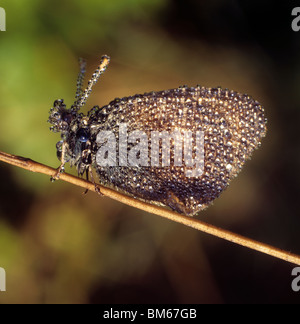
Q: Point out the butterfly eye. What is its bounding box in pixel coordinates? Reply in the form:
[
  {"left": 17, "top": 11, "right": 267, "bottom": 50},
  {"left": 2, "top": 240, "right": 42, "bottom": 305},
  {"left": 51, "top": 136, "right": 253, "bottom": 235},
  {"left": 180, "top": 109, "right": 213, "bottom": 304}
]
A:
[
  {"left": 77, "top": 128, "right": 90, "bottom": 143},
  {"left": 61, "top": 112, "right": 73, "bottom": 124}
]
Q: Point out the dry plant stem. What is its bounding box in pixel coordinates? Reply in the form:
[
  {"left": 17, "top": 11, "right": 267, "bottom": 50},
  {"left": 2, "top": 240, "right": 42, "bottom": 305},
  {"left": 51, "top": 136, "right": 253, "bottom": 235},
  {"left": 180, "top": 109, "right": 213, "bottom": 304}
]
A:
[{"left": 0, "top": 150, "right": 300, "bottom": 266}]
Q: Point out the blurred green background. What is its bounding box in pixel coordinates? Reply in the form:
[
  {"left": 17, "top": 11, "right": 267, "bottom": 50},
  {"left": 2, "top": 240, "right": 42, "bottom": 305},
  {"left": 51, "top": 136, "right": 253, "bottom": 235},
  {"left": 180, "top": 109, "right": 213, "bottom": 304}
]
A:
[{"left": 0, "top": 0, "right": 300, "bottom": 303}]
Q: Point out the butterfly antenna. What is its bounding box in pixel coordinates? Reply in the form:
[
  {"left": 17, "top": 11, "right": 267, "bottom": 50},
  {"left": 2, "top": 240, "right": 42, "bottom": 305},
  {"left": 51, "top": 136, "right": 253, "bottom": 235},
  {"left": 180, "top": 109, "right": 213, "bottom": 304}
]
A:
[
  {"left": 74, "top": 55, "right": 110, "bottom": 110},
  {"left": 74, "top": 57, "right": 87, "bottom": 102}
]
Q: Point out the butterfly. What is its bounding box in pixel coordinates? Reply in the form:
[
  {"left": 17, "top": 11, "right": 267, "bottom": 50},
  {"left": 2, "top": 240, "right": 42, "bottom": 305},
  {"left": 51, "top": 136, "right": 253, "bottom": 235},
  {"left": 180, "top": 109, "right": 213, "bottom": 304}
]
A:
[{"left": 48, "top": 55, "right": 267, "bottom": 216}]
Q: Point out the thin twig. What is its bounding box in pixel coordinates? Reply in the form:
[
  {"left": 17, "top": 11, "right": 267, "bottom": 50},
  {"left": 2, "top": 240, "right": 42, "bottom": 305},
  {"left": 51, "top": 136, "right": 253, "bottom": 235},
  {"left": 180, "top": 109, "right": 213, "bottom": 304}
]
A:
[{"left": 1, "top": 150, "right": 300, "bottom": 266}]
